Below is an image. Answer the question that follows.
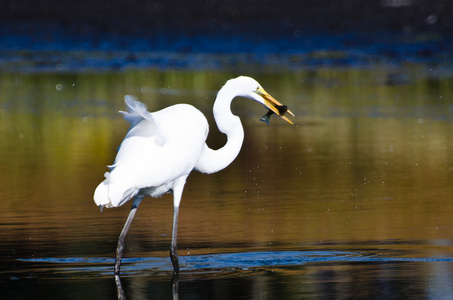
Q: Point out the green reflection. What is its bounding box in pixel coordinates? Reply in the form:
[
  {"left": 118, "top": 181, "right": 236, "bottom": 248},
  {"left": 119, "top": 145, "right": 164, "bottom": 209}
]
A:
[{"left": 1, "top": 67, "right": 453, "bottom": 255}]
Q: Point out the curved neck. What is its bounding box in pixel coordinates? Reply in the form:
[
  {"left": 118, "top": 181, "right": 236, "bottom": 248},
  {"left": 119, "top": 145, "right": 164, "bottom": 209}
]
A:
[{"left": 194, "top": 85, "right": 245, "bottom": 174}]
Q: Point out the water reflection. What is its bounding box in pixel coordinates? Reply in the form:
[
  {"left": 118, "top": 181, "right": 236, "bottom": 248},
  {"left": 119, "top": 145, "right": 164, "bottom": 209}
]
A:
[
  {"left": 115, "top": 275, "right": 126, "bottom": 300},
  {"left": 15, "top": 250, "right": 453, "bottom": 299},
  {"left": 116, "top": 272, "right": 179, "bottom": 300},
  {"left": 1, "top": 66, "right": 453, "bottom": 299}
]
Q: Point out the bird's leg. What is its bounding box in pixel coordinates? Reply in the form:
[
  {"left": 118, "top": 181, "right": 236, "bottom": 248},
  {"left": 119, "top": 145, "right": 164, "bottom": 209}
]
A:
[
  {"left": 115, "top": 195, "right": 144, "bottom": 275},
  {"left": 170, "top": 204, "right": 180, "bottom": 273},
  {"left": 169, "top": 176, "right": 187, "bottom": 274}
]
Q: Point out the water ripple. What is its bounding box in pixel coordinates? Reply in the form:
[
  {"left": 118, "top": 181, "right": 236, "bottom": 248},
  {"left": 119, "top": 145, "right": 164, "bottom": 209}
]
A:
[{"left": 16, "top": 250, "right": 453, "bottom": 278}]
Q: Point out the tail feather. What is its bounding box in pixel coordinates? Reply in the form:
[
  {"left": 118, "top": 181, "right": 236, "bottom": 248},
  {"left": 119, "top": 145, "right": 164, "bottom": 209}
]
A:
[
  {"left": 93, "top": 176, "right": 139, "bottom": 208},
  {"left": 93, "top": 95, "right": 153, "bottom": 210},
  {"left": 94, "top": 180, "right": 112, "bottom": 208}
]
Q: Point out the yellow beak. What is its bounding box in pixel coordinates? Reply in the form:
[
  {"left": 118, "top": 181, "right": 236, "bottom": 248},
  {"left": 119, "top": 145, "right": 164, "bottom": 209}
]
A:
[{"left": 255, "top": 87, "right": 295, "bottom": 124}]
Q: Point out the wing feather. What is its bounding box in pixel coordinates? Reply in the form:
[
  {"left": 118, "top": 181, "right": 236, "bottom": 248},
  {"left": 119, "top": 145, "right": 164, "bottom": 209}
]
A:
[{"left": 120, "top": 95, "right": 156, "bottom": 128}]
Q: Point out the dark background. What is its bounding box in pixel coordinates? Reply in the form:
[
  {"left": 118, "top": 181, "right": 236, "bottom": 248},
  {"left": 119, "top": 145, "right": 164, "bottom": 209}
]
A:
[
  {"left": 1, "top": 0, "right": 452, "bottom": 70},
  {"left": 2, "top": 0, "right": 452, "bottom": 33}
]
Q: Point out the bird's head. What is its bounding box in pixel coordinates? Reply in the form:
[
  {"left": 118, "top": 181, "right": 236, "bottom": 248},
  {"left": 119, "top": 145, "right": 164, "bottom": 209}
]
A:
[{"left": 231, "top": 76, "right": 295, "bottom": 124}]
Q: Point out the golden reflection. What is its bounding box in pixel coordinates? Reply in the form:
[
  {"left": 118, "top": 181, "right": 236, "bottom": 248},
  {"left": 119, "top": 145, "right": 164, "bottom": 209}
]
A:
[{"left": 1, "top": 68, "right": 453, "bottom": 262}]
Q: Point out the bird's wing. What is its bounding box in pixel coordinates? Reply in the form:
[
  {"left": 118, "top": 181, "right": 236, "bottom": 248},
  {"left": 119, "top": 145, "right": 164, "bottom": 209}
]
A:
[
  {"left": 110, "top": 96, "right": 165, "bottom": 170},
  {"left": 97, "top": 103, "right": 208, "bottom": 208},
  {"left": 104, "top": 120, "right": 166, "bottom": 206}
]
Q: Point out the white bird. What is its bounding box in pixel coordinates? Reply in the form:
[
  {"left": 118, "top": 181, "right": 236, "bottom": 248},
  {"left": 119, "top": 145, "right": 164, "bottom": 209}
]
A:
[{"left": 94, "top": 76, "right": 294, "bottom": 274}]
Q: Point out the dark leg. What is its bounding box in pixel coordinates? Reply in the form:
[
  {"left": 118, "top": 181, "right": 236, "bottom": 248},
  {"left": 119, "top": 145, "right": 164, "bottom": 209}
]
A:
[
  {"left": 169, "top": 175, "right": 187, "bottom": 274},
  {"left": 170, "top": 205, "right": 180, "bottom": 273},
  {"left": 115, "top": 195, "right": 144, "bottom": 275}
]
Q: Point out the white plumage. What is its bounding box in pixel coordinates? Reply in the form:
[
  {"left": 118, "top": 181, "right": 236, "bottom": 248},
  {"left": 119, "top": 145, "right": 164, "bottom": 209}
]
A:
[{"left": 94, "top": 98, "right": 207, "bottom": 208}]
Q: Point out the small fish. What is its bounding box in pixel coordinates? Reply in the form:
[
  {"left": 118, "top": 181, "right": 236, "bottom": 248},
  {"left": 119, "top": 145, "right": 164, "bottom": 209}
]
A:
[
  {"left": 260, "top": 105, "right": 290, "bottom": 125},
  {"left": 260, "top": 110, "right": 274, "bottom": 125}
]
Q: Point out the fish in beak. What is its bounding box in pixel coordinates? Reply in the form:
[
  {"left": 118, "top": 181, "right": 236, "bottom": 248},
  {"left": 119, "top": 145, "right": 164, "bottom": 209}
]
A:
[{"left": 255, "top": 87, "right": 295, "bottom": 125}]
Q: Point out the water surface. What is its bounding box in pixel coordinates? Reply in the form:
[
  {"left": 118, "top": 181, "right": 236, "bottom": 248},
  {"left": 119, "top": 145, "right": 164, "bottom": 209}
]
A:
[{"left": 1, "top": 66, "right": 453, "bottom": 299}]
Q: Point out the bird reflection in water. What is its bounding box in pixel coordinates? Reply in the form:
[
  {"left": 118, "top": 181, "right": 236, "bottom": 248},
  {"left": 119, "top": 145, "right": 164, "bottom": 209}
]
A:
[
  {"left": 115, "top": 275, "right": 126, "bottom": 300},
  {"left": 114, "top": 273, "right": 180, "bottom": 300}
]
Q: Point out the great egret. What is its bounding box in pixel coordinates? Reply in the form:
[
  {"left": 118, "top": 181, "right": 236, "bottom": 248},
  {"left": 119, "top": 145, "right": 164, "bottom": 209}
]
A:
[{"left": 94, "top": 76, "right": 294, "bottom": 274}]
